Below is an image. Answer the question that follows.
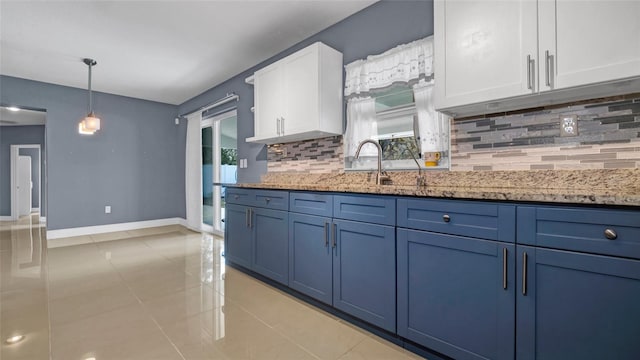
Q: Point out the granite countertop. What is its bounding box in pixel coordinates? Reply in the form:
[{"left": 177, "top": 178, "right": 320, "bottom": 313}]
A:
[{"left": 235, "top": 169, "right": 640, "bottom": 207}]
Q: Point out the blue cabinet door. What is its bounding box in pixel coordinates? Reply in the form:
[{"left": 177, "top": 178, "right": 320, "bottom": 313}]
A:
[
  {"left": 288, "top": 212, "right": 333, "bottom": 304},
  {"left": 333, "top": 219, "right": 396, "bottom": 332},
  {"left": 252, "top": 208, "right": 289, "bottom": 285},
  {"left": 225, "top": 203, "right": 253, "bottom": 269},
  {"left": 397, "top": 228, "right": 515, "bottom": 360},
  {"left": 516, "top": 246, "right": 640, "bottom": 360}
]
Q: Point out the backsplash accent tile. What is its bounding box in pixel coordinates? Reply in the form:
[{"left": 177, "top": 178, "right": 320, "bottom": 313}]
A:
[
  {"left": 451, "top": 95, "right": 640, "bottom": 171},
  {"left": 267, "top": 136, "right": 344, "bottom": 173}
]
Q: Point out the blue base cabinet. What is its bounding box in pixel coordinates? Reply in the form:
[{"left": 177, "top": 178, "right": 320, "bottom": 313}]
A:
[
  {"left": 225, "top": 203, "right": 253, "bottom": 269},
  {"left": 289, "top": 212, "right": 333, "bottom": 304},
  {"left": 333, "top": 219, "right": 396, "bottom": 332},
  {"left": 252, "top": 208, "right": 289, "bottom": 285},
  {"left": 397, "top": 228, "right": 515, "bottom": 360},
  {"left": 516, "top": 246, "right": 640, "bottom": 360}
]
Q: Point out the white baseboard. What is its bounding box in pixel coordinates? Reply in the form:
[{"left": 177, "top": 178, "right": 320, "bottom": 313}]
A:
[
  {"left": 31, "top": 207, "right": 39, "bottom": 212},
  {"left": 40, "top": 216, "right": 46, "bottom": 224},
  {"left": 46, "top": 217, "right": 188, "bottom": 240},
  {"left": 0, "top": 216, "right": 14, "bottom": 221}
]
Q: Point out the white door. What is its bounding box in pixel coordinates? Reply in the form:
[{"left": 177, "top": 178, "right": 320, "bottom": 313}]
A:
[
  {"left": 17, "top": 155, "right": 32, "bottom": 217},
  {"left": 434, "top": 0, "right": 538, "bottom": 110},
  {"left": 538, "top": 0, "right": 640, "bottom": 91}
]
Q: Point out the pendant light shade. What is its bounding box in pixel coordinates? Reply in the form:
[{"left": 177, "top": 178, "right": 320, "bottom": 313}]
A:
[{"left": 78, "top": 58, "right": 101, "bottom": 135}]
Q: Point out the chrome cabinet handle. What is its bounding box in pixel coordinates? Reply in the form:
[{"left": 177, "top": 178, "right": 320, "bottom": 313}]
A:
[
  {"left": 276, "top": 118, "right": 281, "bottom": 136},
  {"left": 332, "top": 223, "right": 337, "bottom": 249},
  {"left": 443, "top": 214, "right": 451, "bottom": 223},
  {"left": 265, "top": 198, "right": 271, "bottom": 203},
  {"left": 245, "top": 208, "right": 250, "bottom": 227},
  {"left": 522, "top": 252, "right": 528, "bottom": 296},
  {"left": 604, "top": 228, "right": 617, "bottom": 240},
  {"left": 281, "top": 117, "right": 285, "bottom": 135},
  {"left": 248, "top": 208, "right": 253, "bottom": 229},
  {"left": 324, "top": 222, "right": 329, "bottom": 247},
  {"left": 526, "top": 55, "right": 535, "bottom": 91},
  {"left": 545, "top": 50, "right": 553, "bottom": 87},
  {"left": 503, "top": 248, "right": 508, "bottom": 290},
  {"left": 234, "top": 195, "right": 239, "bottom": 200}
]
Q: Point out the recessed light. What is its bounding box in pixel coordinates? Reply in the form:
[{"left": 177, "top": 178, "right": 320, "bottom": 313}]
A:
[
  {"left": 6, "top": 106, "right": 20, "bottom": 112},
  {"left": 5, "top": 334, "right": 25, "bottom": 344},
  {"left": 85, "top": 357, "right": 97, "bottom": 360}
]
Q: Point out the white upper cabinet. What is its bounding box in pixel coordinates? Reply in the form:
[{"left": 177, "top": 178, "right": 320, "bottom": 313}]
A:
[
  {"left": 538, "top": 0, "right": 640, "bottom": 91},
  {"left": 434, "top": 0, "right": 538, "bottom": 109},
  {"left": 435, "top": 0, "right": 640, "bottom": 117},
  {"left": 247, "top": 42, "right": 343, "bottom": 144}
]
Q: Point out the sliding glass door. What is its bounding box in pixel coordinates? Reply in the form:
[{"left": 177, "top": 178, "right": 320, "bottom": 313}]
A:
[{"left": 201, "top": 110, "right": 237, "bottom": 235}]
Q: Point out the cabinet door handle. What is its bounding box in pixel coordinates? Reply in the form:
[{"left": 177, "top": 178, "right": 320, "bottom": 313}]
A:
[
  {"left": 324, "top": 222, "right": 329, "bottom": 247},
  {"left": 276, "top": 118, "right": 281, "bottom": 136},
  {"left": 281, "top": 117, "right": 285, "bottom": 135},
  {"left": 442, "top": 214, "right": 451, "bottom": 223},
  {"left": 332, "top": 223, "right": 337, "bottom": 249},
  {"left": 248, "top": 208, "right": 253, "bottom": 229},
  {"left": 544, "top": 50, "right": 553, "bottom": 87},
  {"left": 526, "top": 55, "right": 535, "bottom": 91},
  {"left": 245, "top": 208, "right": 250, "bottom": 227},
  {"left": 503, "top": 248, "right": 508, "bottom": 290},
  {"left": 604, "top": 228, "right": 617, "bottom": 240},
  {"left": 522, "top": 251, "right": 528, "bottom": 296}
]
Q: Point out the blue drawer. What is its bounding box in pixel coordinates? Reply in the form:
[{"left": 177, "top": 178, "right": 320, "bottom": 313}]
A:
[
  {"left": 289, "top": 192, "right": 333, "bottom": 217},
  {"left": 518, "top": 206, "right": 640, "bottom": 259},
  {"left": 254, "top": 190, "right": 289, "bottom": 211},
  {"left": 225, "top": 187, "right": 254, "bottom": 206},
  {"left": 333, "top": 194, "right": 396, "bottom": 226},
  {"left": 397, "top": 198, "right": 516, "bottom": 242}
]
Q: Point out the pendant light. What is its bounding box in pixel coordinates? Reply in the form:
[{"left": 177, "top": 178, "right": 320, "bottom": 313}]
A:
[{"left": 78, "top": 58, "right": 101, "bottom": 135}]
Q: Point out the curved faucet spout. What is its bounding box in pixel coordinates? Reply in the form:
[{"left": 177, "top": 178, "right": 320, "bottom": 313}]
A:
[{"left": 355, "top": 139, "right": 390, "bottom": 185}]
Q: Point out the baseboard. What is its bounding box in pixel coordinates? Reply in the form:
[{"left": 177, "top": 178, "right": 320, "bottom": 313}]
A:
[
  {"left": 40, "top": 216, "right": 46, "bottom": 223},
  {"left": 46, "top": 217, "right": 189, "bottom": 240},
  {"left": 0, "top": 216, "right": 14, "bottom": 221},
  {"left": 31, "top": 207, "right": 39, "bottom": 212}
]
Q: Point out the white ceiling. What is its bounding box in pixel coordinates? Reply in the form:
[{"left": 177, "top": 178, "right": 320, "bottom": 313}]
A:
[{"left": 0, "top": 0, "right": 377, "bottom": 105}]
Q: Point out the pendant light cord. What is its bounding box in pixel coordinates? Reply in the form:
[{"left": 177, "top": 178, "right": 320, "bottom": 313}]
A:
[{"left": 83, "top": 58, "right": 97, "bottom": 115}]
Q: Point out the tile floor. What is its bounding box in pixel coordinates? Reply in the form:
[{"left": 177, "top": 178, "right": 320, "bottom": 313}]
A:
[{"left": 1, "top": 214, "right": 422, "bottom": 360}]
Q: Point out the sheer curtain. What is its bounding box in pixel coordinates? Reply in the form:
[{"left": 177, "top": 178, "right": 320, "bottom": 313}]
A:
[
  {"left": 413, "top": 80, "right": 450, "bottom": 154},
  {"left": 344, "top": 97, "right": 378, "bottom": 158},
  {"left": 185, "top": 111, "right": 202, "bottom": 231}
]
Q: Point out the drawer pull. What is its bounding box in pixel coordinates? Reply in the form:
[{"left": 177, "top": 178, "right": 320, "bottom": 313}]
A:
[
  {"left": 522, "top": 252, "right": 528, "bottom": 296},
  {"left": 604, "top": 228, "right": 617, "bottom": 240},
  {"left": 265, "top": 198, "right": 271, "bottom": 203},
  {"left": 443, "top": 214, "right": 451, "bottom": 223},
  {"left": 234, "top": 195, "right": 239, "bottom": 200},
  {"left": 502, "top": 248, "right": 507, "bottom": 290}
]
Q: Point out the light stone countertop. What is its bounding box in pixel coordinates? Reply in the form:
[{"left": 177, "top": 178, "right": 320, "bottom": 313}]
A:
[{"left": 234, "top": 169, "right": 640, "bottom": 207}]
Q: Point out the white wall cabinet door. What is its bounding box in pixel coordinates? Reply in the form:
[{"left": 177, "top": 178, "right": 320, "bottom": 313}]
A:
[
  {"left": 538, "top": 0, "right": 640, "bottom": 92},
  {"left": 434, "top": 0, "right": 538, "bottom": 110},
  {"left": 282, "top": 46, "right": 319, "bottom": 137},
  {"left": 254, "top": 64, "right": 283, "bottom": 140}
]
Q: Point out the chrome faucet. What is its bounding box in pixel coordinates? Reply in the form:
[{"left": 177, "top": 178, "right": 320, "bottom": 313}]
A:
[
  {"left": 355, "top": 139, "right": 390, "bottom": 185},
  {"left": 401, "top": 146, "right": 427, "bottom": 187}
]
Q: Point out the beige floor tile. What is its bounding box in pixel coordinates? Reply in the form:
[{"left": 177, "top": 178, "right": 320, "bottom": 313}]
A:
[
  {"left": 50, "top": 303, "right": 165, "bottom": 358},
  {"left": 0, "top": 329, "right": 50, "bottom": 360},
  {"left": 337, "top": 337, "right": 412, "bottom": 360},
  {"left": 272, "top": 307, "right": 367, "bottom": 360},
  {"left": 123, "top": 266, "right": 203, "bottom": 301},
  {"left": 143, "top": 285, "right": 222, "bottom": 326},
  {"left": 49, "top": 282, "right": 139, "bottom": 326},
  {"left": 48, "top": 269, "right": 124, "bottom": 300},
  {"left": 90, "top": 230, "right": 132, "bottom": 243},
  {"left": 47, "top": 235, "right": 93, "bottom": 248}
]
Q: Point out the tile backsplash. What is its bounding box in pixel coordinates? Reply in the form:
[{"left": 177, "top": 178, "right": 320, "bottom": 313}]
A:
[
  {"left": 266, "top": 95, "right": 640, "bottom": 173},
  {"left": 451, "top": 95, "right": 640, "bottom": 171}
]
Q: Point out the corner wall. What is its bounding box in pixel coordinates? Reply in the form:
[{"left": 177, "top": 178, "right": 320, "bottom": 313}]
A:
[{"left": 0, "top": 76, "right": 185, "bottom": 230}]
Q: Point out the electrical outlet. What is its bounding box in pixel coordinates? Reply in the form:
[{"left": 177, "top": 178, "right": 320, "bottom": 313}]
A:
[
  {"left": 105, "top": 205, "right": 111, "bottom": 214},
  {"left": 560, "top": 115, "right": 578, "bottom": 137}
]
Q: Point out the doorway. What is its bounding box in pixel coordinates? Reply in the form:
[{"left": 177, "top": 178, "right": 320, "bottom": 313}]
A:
[
  {"left": 201, "top": 110, "right": 237, "bottom": 235},
  {"left": 10, "top": 144, "right": 42, "bottom": 221}
]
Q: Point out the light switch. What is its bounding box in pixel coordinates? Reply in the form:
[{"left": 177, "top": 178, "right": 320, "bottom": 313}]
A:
[{"left": 105, "top": 205, "right": 111, "bottom": 214}]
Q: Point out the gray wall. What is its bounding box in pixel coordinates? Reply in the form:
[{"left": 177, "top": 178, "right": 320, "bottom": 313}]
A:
[
  {"left": 0, "top": 125, "right": 45, "bottom": 216},
  {"left": 178, "top": 0, "right": 434, "bottom": 183},
  {"left": 0, "top": 76, "right": 184, "bottom": 230},
  {"left": 19, "top": 147, "right": 41, "bottom": 209}
]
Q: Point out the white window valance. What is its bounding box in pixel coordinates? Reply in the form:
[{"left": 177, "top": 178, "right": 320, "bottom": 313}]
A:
[{"left": 344, "top": 36, "right": 433, "bottom": 97}]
